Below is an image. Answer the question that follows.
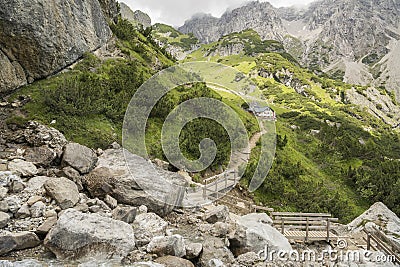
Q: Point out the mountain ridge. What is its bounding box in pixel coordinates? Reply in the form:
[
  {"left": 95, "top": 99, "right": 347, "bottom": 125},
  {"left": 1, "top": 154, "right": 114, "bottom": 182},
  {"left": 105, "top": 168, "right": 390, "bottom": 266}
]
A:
[{"left": 179, "top": 0, "right": 400, "bottom": 100}]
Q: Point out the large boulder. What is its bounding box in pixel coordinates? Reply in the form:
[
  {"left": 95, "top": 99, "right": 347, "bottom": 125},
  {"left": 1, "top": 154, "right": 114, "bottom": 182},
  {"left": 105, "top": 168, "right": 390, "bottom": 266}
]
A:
[
  {"left": 203, "top": 205, "right": 230, "bottom": 224},
  {"left": 23, "top": 122, "right": 68, "bottom": 154},
  {"left": 0, "top": 0, "right": 111, "bottom": 93},
  {"left": 147, "top": 235, "right": 186, "bottom": 257},
  {"left": 348, "top": 202, "right": 400, "bottom": 236},
  {"left": 44, "top": 209, "right": 136, "bottom": 261},
  {"left": 229, "top": 213, "right": 292, "bottom": 256},
  {"left": 7, "top": 159, "right": 38, "bottom": 177},
  {"left": 62, "top": 143, "right": 98, "bottom": 174},
  {"left": 133, "top": 213, "right": 168, "bottom": 246},
  {"left": 199, "top": 237, "right": 235, "bottom": 267},
  {"left": 0, "top": 232, "right": 41, "bottom": 256},
  {"left": 24, "top": 146, "right": 57, "bottom": 167},
  {"left": 44, "top": 177, "right": 80, "bottom": 209},
  {"left": 84, "top": 149, "right": 186, "bottom": 216}
]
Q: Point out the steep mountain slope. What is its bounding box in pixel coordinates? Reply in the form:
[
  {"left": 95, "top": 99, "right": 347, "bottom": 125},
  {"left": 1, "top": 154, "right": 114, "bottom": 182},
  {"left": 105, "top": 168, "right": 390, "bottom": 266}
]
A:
[
  {"left": 0, "top": 0, "right": 114, "bottom": 94},
  {"left": 184, "top": 30, "right": 400, "bottom": 221},
  {"left": 281, "top": 0, "right": 400, "bottom": 99},
  {"left": 152, "top": 23, "right": 199, "bottom": 60},
  {"left": 119, "top": 2, "right": 152, "bottom": 29},
  {"left": 180, "top": 0, "right": 400, "bottom": 100},
  {"left": 179, "top": 1, "right": 286, "bottom": 44}
]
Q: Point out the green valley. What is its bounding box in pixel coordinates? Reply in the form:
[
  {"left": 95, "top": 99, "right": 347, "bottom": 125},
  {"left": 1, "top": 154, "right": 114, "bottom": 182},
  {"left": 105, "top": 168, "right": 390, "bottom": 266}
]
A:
[{"left": 10, "top": 19, "right": 400, "bottom": 223}]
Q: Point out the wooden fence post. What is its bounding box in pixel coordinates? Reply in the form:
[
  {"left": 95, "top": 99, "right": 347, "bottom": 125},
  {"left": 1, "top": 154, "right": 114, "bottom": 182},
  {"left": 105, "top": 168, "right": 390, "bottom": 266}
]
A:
[
  {"left": 326, "top": 219, "right": 330, "bottom": 242},
  {"left": 367, "top": 234, "right": 371, "bottom": 250},
  {"left": 305, "top": 217, "right": 309, "bottom": 242}
]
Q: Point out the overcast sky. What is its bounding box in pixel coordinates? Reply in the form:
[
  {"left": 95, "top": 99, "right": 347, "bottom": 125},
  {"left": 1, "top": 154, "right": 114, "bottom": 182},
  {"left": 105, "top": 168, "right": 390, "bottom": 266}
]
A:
[{"left": 121, "top": 0, "right": 316, "bottom": 26}]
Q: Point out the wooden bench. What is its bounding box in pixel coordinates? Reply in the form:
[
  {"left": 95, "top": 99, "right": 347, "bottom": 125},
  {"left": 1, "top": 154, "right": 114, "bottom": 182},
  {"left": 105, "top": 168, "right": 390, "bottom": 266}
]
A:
[{"left": 272, "top": 212, "right": 339, "bottom": 242}]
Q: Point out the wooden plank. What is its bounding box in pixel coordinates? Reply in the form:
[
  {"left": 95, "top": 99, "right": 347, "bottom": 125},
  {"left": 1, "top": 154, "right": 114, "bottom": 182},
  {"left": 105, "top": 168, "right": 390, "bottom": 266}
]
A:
[
  {"left": 274, "top": 220, "right": 329, "bottom": 225},
  {"left": 276, "top": 225, "right": 331, "bottom": 230},
  {"left": 273, "top": 217, "right": 338, "bottom": 222},
  {"left": 271, "top": 212, "right": 332, "bottom": 217},
  {"left": 283, "top": 230, "right": 338, "bottom": 241}
]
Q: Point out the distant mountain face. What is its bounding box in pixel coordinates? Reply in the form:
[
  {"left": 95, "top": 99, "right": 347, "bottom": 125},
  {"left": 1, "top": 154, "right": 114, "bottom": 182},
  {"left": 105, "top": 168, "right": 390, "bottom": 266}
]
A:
[
  {"left": 179, "top": 1, "right": 287, "bottom": 43},
  {"left": 119, "top": 2, "right": 152, "bottom": 28},
  {"left": 180, "top": 0, "right": 400, "bottom": 100}
]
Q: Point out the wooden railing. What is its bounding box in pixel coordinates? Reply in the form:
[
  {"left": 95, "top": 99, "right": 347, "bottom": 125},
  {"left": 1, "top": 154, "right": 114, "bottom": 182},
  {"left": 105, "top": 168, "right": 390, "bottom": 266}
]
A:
[
  {"left": 363, "top": 229, "right": 400, "bottom": 264},
  {"left": 201, "top": 169, "right": 274, "bottom": 215},
  {"left": 202, "top": 170, "right": 238, "bottom": 199},
  {"left": 272, "top": 212, "right": 339, "bottom": 242}
]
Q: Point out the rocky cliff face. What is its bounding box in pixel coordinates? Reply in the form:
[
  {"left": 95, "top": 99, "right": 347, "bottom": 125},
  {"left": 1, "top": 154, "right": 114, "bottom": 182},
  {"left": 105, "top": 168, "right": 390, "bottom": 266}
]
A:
[
  {"left": 120, "top": 2, "right": 152, "bottom": 29},
  {"left": 281, "top": 0, "right": 400, "bottom": 99},
  {"left": 179, "top": 1, "right": 287, "bottom": 44},
  {"left": 0, "top": 0, "right": 112, "bottom": 94}
]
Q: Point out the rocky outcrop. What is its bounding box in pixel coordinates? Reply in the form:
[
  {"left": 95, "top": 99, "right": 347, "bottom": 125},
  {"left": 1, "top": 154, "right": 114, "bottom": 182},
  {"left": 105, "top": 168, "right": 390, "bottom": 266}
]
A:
[
  {"left": 83, "top": 148, "right": 186, "bottom": 216},
  {"left": 0, "top": 0, "right": 112, "bottom": 93},
  {"left": 44, "top": 209, "right": 136, "bottom": 261},
  {"left": 280, "top": 0, "right": 400, "bottom": 99},
  {"left": 98, "top": 0, "right": 120, "bottom": 23},
  {"left": 348, "top": 202, "right": 400, "bottom": 236},
  {"left": 345, "top": 87, "right": 400, "bottom": 127},
  {"left": 120, "top": 2, "right": 152, "bottom": 29},
  {"left": 179, "top": 2, "right": 287, "bottom": 44}
]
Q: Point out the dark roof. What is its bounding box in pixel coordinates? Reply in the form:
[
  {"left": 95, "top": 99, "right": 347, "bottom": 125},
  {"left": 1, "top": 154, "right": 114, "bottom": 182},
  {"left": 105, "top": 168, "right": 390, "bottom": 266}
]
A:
[{"left": 249, "top": 104, "right": 273, "bottom": 113}]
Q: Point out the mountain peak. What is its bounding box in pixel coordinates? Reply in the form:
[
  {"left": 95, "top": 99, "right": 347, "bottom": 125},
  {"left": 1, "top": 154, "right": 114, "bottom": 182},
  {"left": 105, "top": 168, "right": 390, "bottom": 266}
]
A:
[{"left": 179, "top": 1, "right": 286, "bottom": 44}]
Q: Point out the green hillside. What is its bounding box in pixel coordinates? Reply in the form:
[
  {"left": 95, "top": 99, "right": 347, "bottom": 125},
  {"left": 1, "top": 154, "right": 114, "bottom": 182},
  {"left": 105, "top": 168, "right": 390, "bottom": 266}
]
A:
[
  {"left": 185, "top": 30, "right": 400, "bottom": 222},
  {"left": 10, "top": 22, "right": 400, "bottom": 222},
  {"left": 153, "top": 23, "right": 199, "bottom": 51}
]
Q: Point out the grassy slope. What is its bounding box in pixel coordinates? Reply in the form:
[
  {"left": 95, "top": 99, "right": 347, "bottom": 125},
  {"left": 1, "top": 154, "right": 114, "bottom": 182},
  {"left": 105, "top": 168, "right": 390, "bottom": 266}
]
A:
[
  {"left": 184, "top": 32, "right": 400, "bottom": 222},
  {"left": 152, "top": 23, "right": 199, "bottom": 51},
  {"left": 9, "top": 22, "right": 399, "bottom": 222}
]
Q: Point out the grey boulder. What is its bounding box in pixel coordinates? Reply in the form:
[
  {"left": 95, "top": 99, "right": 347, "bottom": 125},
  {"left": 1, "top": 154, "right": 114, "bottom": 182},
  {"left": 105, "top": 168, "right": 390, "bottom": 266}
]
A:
[
  {"left": 229, "top": 213, "right": 292, "bottom": 256},
  {"left": 84, "top": 149, "right": 186, "bottom": 216},
  {"left": 133, "top": 213, "right": 168, "bottom": 246},
  {"left": 44, "top": 177, "right": 80, "bottom": 209},
  {"left": 0, "top": 232, "right": 41, "bottom": 256},
  {"left": 147, "top": 235, "right": 186, "bottom": 257},
  {"left": 203, "top": 205, "right": 230, "bottom": 224},
  {"left": 199, "top": 237, "right": 235, "bottom": 267},
  {"left": 7, "top": 160, "right": 38, "bottom": 177},
  {"left": 44, "top": 209, "right": 136, "bottom": 261},
  {"left": 62, "top": 143, "right": 98, "bottom": 174}
]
